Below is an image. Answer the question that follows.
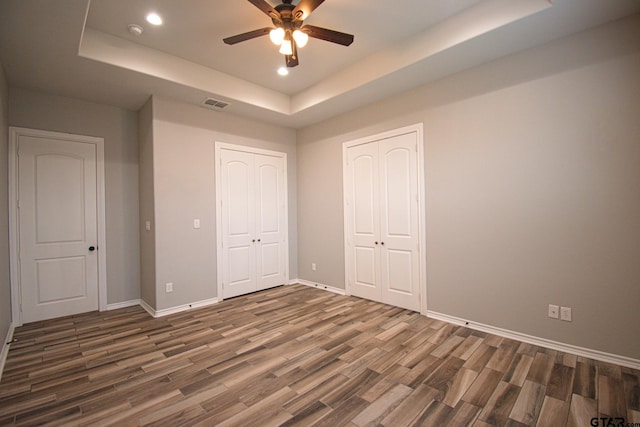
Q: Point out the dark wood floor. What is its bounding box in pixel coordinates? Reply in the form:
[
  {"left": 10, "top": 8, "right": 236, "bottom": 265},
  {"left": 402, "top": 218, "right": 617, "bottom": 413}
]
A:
[{"left": 0, "top": 285, "right": 638, "bottom": 426}]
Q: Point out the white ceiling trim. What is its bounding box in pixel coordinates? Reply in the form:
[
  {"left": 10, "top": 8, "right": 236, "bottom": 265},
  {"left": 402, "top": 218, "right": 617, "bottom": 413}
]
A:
[
  {"left": 291, "top": 0, "right": 552, "bottom": 114},
  {"left": 77, "top": 0, "right": 551, "bottom": 119},
  {"left": 78, "top": 28, "right": 291, "bottom": 114}
]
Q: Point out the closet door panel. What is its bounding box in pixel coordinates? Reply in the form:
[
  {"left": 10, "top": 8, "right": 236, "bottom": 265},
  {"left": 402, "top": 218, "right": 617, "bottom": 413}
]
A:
[
  {"left": 255, "top": 154, "right": 287, "bottom": 290},
  {"left": 221, "top": 150, "right": 257, "bottom": 298},
  {"left": 379, "top": 133, "right": 420, "bottom": 311},
  {"left": 347, "top": 143, "right": 381, "bottom": 301}
]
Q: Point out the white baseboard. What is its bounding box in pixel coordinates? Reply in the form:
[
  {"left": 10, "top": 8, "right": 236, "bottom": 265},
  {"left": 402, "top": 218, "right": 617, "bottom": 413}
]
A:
[
  {"left": 427, "top": 310, "right": 640, "bottom": 370},
  {"left": 0, "top": 322, "right": 16, "bottom": 381},
  {"left": 139, "top": 297, "right": 219, "bottom": 318},
  {"left": 106, "top": 299, "right": 141, "bottom": 311},
  {"left": 293, "top": 278, "right": 347, "bottom": 296}
]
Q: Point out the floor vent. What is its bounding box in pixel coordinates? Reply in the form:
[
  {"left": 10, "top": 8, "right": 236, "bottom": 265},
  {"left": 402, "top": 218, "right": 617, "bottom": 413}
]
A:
[{"left": 202, "top": 98, "right": 230, "bottom": 110}]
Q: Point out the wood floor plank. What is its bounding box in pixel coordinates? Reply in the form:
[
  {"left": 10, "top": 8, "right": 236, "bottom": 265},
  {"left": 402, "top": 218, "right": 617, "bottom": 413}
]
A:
[
  {"left": 461, "top": 367, "right": 503, "bottom": 407},
  {"left": 525, "top": 352, "right": 555, "bottom": 386},
  {"left": 509, "top": 380, "right": 546, "bottom": 426},
  {"left": 537, "top": 395, "right": 570, "bottom": 426},
  {"left": 503, "top": 353, "right": 534, "bottom": 387},
  {"left": 622, "top": 371, "right": 640, "bottom": 412},
  {"left": 350, "top": 383, "right": 412, "bottom": 426},
  {"left": 381, "top": 384, "right": 441, "bottom": 426},
  {"left": 573, "top": 360, "right": 597, "bottom": 399},
  {"left": 0, "top": 284, "right": 636, "bottom": 426},
  {"left": 598, "top": 374, "right": 627, "bottom": 418},
  {"left": 478, "top": 381, "right": 521, "bottom": 426},
  {"left": 441, "top": 367, "right": 478, "bottom": 407},
  {"left": 567, "top": 393, "right": 597, "bottom": 427},
  {"left": 546, "top": 363, "right": 575, "bottom": 401}
]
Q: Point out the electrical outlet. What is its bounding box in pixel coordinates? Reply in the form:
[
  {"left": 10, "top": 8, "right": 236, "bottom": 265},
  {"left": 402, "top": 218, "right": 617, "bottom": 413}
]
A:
[
  {"left": 548, "top": 304, "right": 559, "bottom": 319},
  {"left": 311, "top": 263, "right": 317, "bottom": 271},
  {"left": 166, "top": 282, "right": 173, "bottom": 293},
  {"left": 560, "top": 306, "right": 572, "bottom": 322},
  {"left": 193, "top": 219, "right": 200, "bottom": 229},
  {"left": 145, "top": 220, "right": 151, "bottom": 231}
]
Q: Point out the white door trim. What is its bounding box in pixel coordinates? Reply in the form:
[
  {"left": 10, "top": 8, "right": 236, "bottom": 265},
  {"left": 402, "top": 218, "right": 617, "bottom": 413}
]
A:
[
  {"left": 9, "top": 127, "right": 108, "bottom": 326},
  {"left": 342, "top": 123, "right": 427, "bottom": 314},
  {"left": 214, "top": 142, "right": 289, "bottom": 301}
]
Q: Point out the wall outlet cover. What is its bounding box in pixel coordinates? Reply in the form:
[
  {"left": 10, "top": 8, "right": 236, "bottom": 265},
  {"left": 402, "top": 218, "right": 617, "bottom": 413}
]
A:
[
  {"left": 560, "top": 306, "right": 572, "bottom": 322},
  {"left": 548, "top": 304, "right": 560, "bottom": 319}
]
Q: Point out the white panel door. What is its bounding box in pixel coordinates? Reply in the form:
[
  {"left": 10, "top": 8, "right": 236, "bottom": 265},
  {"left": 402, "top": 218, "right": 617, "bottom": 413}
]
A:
[
  {"left": 18, "top": 135, "right": 99, "bottom": 322},
  {"left": 379, "top": 134, "right": 420, "bottom": 311},
  {"left": 347, "top": 142, "right": 381, "bottom": 302},
  {"left": 345, "top": 129, "right": 421, "bottom": 312},
  {"left": 221, "top": 149, "right": 257, "bottom": 298},
  {"left": 219, "top": 147, "right": 287, "bottom": 299},
  {"left": 255, "top": 154, "right": 287, "bottom": 290}
]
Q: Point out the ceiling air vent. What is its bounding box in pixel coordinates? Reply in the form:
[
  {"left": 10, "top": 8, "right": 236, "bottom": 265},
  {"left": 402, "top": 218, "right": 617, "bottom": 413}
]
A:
[{"left": 202, "top": 98, "right": 230, "bottom": 110}]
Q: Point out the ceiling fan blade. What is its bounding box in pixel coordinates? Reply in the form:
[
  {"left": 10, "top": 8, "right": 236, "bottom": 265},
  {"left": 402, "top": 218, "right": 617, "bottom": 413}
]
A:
[
  {"left": 292, "top": 0, "right": 325, "bottom": 21},
  {"left": 286, "top": 40, "right": 299, "bottom": 67},
  {"left": 248, "top": 0, "right": 281, "bottom": 21},
  {"left": 303, "top": 25, "right": 354, "bottom": 46},
  {"left": 223, "top": 27, "right": 272, "bottom": 45}
]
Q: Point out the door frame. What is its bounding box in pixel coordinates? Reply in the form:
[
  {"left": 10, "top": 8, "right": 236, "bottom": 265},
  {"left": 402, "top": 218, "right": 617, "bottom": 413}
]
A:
[
  {"left": 342, "top": 123, "right": 427, "bottom": 314},
  {"left": 214, "top": 142, "right": 289, "bottom": 301},
  {"left": 8, "top": 127, "right": 108, "bottom": 326}
]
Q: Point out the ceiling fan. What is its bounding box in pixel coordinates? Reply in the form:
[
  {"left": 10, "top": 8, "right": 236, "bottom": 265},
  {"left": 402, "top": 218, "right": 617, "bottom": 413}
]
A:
[{"left": 223, "top": 0, "right": 354, "bottom": 68}]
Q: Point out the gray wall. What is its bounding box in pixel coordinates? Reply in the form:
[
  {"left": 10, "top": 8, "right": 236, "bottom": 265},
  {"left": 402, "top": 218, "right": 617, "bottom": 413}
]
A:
[
  {"left": 0, "top": 64, "right": 10, "bottom": 341},
  {"left": 8, "top": 88, "right": 141, "bottom": 305},
  {"left": 138, "top": 98, "right": 156, "bottom": 307},
  {"left": 296, "top": 15, "right": 640, "bottom": 360},
  {"left": 146, "top": 97, "right": 297, "bottom": 311}
]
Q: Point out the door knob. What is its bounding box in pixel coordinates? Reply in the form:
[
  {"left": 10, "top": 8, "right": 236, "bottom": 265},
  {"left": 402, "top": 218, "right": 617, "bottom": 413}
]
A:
[
  {"left": 374, "top": 241, "right": 378, "bottom": 245},
  {"left": 257, "top": 239, "right": 261, "bottom": 242},
  {"left": 252, "top": 239, "right": 256, "bottom": 243},
  {"left": 89, "top": 246, "right": 96, "bottom": 251},
  {"left": 381, "top": 242, "right": 385, "bottom": 245}
]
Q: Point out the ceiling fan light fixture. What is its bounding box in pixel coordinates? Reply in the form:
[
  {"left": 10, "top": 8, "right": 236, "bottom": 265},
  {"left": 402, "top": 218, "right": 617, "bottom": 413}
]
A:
[
  {"left": 223, "top": 0, "right": 355, "bottom": 68},
  {"left": 269, "top": 27, "right": 285, "bottom": 45},
  {"left": 292, "top": 29, "right": 308, "bottom": 48},
  {"left": 279, "top": 39, "right": 293, "bottom": 55}
]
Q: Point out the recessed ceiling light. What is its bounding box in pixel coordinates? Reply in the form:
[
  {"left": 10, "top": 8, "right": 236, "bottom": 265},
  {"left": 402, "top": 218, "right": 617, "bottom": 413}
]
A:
[
  {"left": 277, "top": 67, "right": 289, "bottom": 76},
  {"left": 146, "top": 13, "right": 163, "bottom": 26}
]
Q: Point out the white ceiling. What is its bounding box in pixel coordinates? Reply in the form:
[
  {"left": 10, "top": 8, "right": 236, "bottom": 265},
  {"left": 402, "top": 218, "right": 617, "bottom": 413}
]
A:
[{"left": 1, "top": 0, "right": 639, "bottom": 128}]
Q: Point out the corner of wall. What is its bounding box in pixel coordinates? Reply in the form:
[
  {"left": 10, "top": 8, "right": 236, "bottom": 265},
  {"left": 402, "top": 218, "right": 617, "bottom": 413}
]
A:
[
  {"left": 138, "top": 97, "right": 157, "bottom": 309},
  {"left": 0, "top": 61, "right": 12, "bottom": 361}
]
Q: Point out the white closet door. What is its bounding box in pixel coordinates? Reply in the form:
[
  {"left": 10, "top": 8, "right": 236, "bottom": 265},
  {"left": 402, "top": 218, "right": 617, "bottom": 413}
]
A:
[
  {"left": 221, "top": 149, "right": 257, "bottom": 298},
  {"left": 345, "top": 128, "right": 422, "bottom": 312},
  {"left": 219, "top": 147, "right": 288, "bottom": 299},
  {"left": 379, "top": 134, "right": 420, "bottom": 311},
  {"left": 255, "top": 154, "right": 286, "bottom": 290},
  {"left": 18, "top": 135, "right": 99, "bottom": 322},
  {"left": 347, "top": 142, "right": 381, "bottom": 302}
]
